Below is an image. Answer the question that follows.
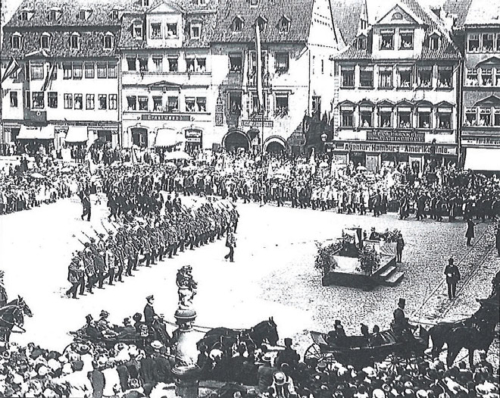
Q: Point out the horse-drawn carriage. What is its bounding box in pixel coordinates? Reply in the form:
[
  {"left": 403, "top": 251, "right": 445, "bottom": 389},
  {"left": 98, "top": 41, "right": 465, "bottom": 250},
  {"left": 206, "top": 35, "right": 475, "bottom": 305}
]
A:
[
  {"left": 70, "top": 328, "right": 139, "bottom": 350},
  {"left": 304, "top": 327, "right": 427, "bottom": 369}
]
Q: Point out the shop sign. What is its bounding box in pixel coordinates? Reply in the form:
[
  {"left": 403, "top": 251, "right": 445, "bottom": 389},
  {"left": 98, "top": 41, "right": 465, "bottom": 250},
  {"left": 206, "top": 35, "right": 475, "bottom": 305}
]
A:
[
  {"left": 242, "top": 119, "right": 274, "bottom": 128},
  {"left": 215, "top": 96, "right": 224, "bottom": 126},
  {"left": 185, "top": 129, "right": 202, "bottom": 143},
  {"left": 462, "top": 136, "right": 500, "bottom": 146},
  {"left": 342, "top": 142, "right": 456, "bottom": 154},
  {"left": 367, "top": 130, "right": 425, "bottom": 142},
  {"left": 142, "top": 114, "right": 192, "bottom": 121}
]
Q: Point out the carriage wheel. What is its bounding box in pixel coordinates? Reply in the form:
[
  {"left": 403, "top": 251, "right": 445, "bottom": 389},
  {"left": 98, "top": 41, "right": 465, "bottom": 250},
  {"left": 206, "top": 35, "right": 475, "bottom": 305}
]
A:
[{"left": 304, "top": 344, "right": 338, "bottom": 371}]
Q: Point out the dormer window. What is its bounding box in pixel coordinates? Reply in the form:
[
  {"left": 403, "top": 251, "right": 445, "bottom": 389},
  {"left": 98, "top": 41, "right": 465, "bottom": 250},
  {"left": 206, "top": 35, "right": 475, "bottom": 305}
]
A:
[
  {"left": 279, "top": 16, "right": 290, "bottom": 33},
  {"left": 103, "top": 32, "right": 114, "bottom": 50},
  {"left": 430, "top": 35, "right": 440, "bottom": 50},
  {"left": 78, "top": 8, "right": 93, "bottom": 21},
  {"left": 142, "top": 0, "right": 149, "bottom": 7},
  {"left": 133, "top": 21, "right": 143, "bottom": 38},
  {"left": 357, "top": 35, "right": 366, "bottom": 50},
  {"left": 111, "top": 9, "right": 120, "bottom": 20},
  {"left": 250, "top": 0, "right": 258, "bottom": 5},
  {"left": 167, "top": 23, "right": 178, "bottom": 38},
  {"left": 11, "top": 33, "right": 22, "bottom": 49},
  {"left": 360, "top": 19, "right": 367, "bottom": 30},
  {"left": 40, "top": 33, "right": 51, "bottom": 50},
  {"left": 257, "top": 16, "right": 267, "bottom": 33},
  {"left": 190, "top": 23, "right": 202, "bottom": 39},
  {"left": 232, "top": 17, "right": 243, "bottom": 32},
  {"left": 192, "top": 0, "right": 206, "bottom": 4},
  {"left": 19, "top": 9, "right": 34, "bottom": 21},
  {"left": 48, "top": 8, "right": 62, "bottom": 21},
  {"left": 70, "top": 33, "right": 80, "bottom": 50}
]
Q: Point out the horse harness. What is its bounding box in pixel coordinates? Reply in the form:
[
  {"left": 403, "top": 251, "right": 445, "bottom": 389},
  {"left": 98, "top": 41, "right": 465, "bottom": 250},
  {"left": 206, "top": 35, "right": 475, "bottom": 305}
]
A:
[{"left": 0, "top": 304, "right": 26, "bottom": 333}]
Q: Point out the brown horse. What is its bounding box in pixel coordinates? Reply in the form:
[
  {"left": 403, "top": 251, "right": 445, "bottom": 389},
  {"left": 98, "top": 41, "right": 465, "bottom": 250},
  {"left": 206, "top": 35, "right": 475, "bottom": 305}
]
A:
[
  {"left": 0, "top": 297, "right": 33, "bottom": 343},
  {"left": 428, "top": 299, "right": 499, "bottom": 367}
]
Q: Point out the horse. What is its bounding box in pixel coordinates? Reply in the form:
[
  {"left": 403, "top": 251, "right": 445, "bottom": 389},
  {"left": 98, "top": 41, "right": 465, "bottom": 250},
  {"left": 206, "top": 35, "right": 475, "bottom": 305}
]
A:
[
  {"left": 196, "top": 317, "right": 279, "bottom": 352},
  {"left": 0, "top": 297, "right": 33, "bottom": 343},
  {"left": 428, "top": 299, "right": 499, "bottom": 368}
]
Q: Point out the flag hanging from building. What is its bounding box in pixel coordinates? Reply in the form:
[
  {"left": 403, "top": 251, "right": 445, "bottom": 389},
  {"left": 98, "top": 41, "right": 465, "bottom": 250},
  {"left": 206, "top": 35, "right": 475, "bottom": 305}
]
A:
[
  {"left": 42, "top": 63, "right": 56, "bottom": 91},
  {"left": 255, "top": 23, "right": 264, "bottom": 113},
  {"left": 1, "top": 57, "right": 21, "bottom": 83}
]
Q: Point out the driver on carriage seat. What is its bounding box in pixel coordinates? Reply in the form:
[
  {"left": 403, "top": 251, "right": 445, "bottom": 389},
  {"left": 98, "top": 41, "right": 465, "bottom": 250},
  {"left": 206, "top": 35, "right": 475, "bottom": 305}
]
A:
[
  {"left": 327, "top": 320, "right": 346, "bottom": 346},
  {"left": 97, "top": 310, "right": 118, "bottom": 338},
  {"left": 391, "top": 298, "right": 416, "bottom": 341}
]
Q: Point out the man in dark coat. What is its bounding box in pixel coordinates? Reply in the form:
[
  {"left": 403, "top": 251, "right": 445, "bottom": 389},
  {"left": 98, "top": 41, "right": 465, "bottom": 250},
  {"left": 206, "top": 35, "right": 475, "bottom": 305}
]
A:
[
  {"left": 444, "top": 257, "right": 460, "bottom": 299},
  {"left": 144, "top": 295, "right": 158, "bottom": 326},
  {"left": 396, "top": 233, "right": 405, "bottom": 263},
  {"left": 465, "top": 218, "right": 475, "bottom": 246}
]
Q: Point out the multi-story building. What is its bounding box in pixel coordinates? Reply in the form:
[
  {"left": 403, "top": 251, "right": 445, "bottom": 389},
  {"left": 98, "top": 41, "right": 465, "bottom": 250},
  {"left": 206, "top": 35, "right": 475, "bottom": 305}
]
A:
[
  {"left": 119, "top": 0, "right": 218, "bottom": 152},
  {"left": 210, "top": 0, "right": 341, "bottom": 152},
  {"left": 444, "top": 0, "right": 500, "bottom": 171},
  {"left": 332, "top": 0, "right": 461, "bottom": 172},
  {"left": 0, "top": 0, "right": 139, "bottom": 152}
]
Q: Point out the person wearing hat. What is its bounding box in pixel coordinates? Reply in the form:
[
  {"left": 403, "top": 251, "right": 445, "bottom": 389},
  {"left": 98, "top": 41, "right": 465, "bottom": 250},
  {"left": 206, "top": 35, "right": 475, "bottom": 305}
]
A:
[
  {"left": 276, "top": 338, "right": 300, "bottom": 370},
  {"left": 465, "top": 217, "right": 475, "bottom": 246},
  {"left": 144, "top": 295, "right": 158, "bottom": 327},
  {"left": 257, "top": 353, "right": 278, "bottom": 394},
  {"left": 391, "top": 298, "right": 414, "bottom": 341},
  {"left": 444, "top": 258, "right": 460, "bottom": 299}
]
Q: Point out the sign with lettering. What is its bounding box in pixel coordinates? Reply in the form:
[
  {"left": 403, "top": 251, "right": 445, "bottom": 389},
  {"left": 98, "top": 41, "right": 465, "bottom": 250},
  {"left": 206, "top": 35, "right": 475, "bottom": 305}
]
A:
[
  {"left": 341, "top": 142, "right": 456, "bottom": 155},
  {"left": 367, "top": 130, "right": 425, "bottom": 142},
  {"left": 215, "top": 96, "right": 224, "bottom": 126},
  {"left": 241, "top": 119, "right": 274, "bottom": 128},
  {"left": 141, "top": 114, "right": 192, "bottom": 121},
  {"left": 185, "top": 129, "right": 202, "bottom": 143},
  {"left": 462, "top": 137, "right": 500, "bottom": 146}
]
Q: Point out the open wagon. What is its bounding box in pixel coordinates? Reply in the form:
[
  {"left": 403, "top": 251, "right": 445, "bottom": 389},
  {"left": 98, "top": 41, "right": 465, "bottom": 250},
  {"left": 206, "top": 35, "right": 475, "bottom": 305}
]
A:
[{"left": 304, "top": 328, "right": 427, "bottom": 369}]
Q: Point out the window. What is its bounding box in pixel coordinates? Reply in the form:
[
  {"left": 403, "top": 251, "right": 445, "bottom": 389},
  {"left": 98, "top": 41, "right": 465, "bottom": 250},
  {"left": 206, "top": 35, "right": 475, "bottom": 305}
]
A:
[
  {"left": 98, "top": 95, "right": 107, "bottom": 110},
  {"left": 494, "top": 108, "right": 500, "bottom": 126},
  {"left": 139, "top": 58, "right": 148, "bottom": 72},
  {"left": 127, "top": 58, "right": 137, "bottom": 71},
  {"left": 107, "top": 62, "right": 117, "bottom": 79},
  {"left": 497, "top": 34, "right": 500, "bottom": 51},
  {"left": 109, "top": 94, "right": 117, "bottom": 110},
  {"left": 10, "top": 92, "right": 18, "bottom": 108},
  {"left": 321, "top": 59, "right": 325, "bottom": 75},
  {"left": 152, "top": 56, "right": 163, "bottom": 72},
  {"left": 229, "top": 92, "right": 242, "bottom": 114},
  {"left": 496, "top": 70, "right": 500, "bottom": 87},
  {"left": 167, "top": 96, "right": 179, "bottom": 112},
  {"left": 359, "top": 66, "right": 373, "bottom": 88},
  {"left": 41, "top": 34, "right": 50, "bottom": 50},
  {"left": 31, "top": 64, "right": 44, "bottom": 80},
  {"left": 97, "top": 63, "right": 107, "bottom": 78},
  {"left": 479, "top": 108, "right": 491, "bottom": 126},
  {"left": 73, "top": 63, "right": 83, "bottom": 79},
  {"left": 398, "top": 66, "right": 412, "bottom": 88},
  {"left": 73, "top": 94, "right": 82, "bottom": 110},
  {"left": 430, "top": 35, "right": 440, "bottom": 50},
  {"left": 104, "top": 33, "right": 114, "bottom": 50},
  {"left": 438, "top": 66, "right": 452, "bottom": 88},
  {"left": 153, "top": 96, "right": 163, "bottom": 111},
  {"left": 79, "top": 9, "right": 92, "bottom": 20},
  {"left": 400, "top": 29, "right": 413, "bottom": 49},
  {"left": 358, "top": 36, "right": 366, "bottom": 50},
  {"left": 197, "top": 97, "right": 206, "bottom": 112},
  {"left": 167, "top": 23, "right": 178, "bottom": 38},
  {"left": 438, "top": 112, "right": 451, "bottom": 129},
  {"left": 464, "top": 108, "right": 477, "bottom": 126},
  {"left": 86, "top": 94, "right": 94, "bottom": 110},
  {"left": 127, "top": 96, "right": 137, "bottom": 111},
  {"left": 48, "top": 9, "right": 62, "bottom": 21},
  {"left": 19, "top": 10, "right": 34, "bottom": 21},
  {"left": 380, "top": 111, "right": 391, "bottom": 127},
  {"left": 251, "top": 94, "right": 260, "bottom": 115},
  {"left": 417, "top": 66, "right": 432, "bottom": 88},
  {"left": 380, "top": 30, "right": 394, "bottom": 50},
  {"left": 186, "top": 58, "right": 195, "bottom": 72},
  {"left": 138, "top": 96, "right": 148, "bottom": 111},
  {"left": 341, "top": 66, "right": 354, "bottom": 87},
  {"left": 468, "top": 34, "right": 479, "bottom": 52},
  {"left": 257, "top": 17, "right": 267, "bottom": 33},
  {"left": 196, "top": 58, "right": 206, "bottom": 72},
  {"left": 232, "top": 17, "right": 243, "bottom": 32},
  {"left": 229, "top": 54, "right": 242, "bottom": 72},
  {"left": 418, "top": 112, "right": 431, "bottom": 128},
  {"left": 398, "top": 110, "right": 412, "bottom": 128},
  {"left": 250, "top": 0, "right": 258, "bottom": 5},
  {"left": 360, "top": 110, "right": 372, "bottom": 127},
  {"left": 168, "top": 57, "right": 178, "bottom": 72},
  {"left": 481, "top": 68, "right": 493, "bottom": 86},
  {"left": 48, "top": 92, "right": 57, "bottom": 108},
  {"left": 64, "top": 94, "right": 73, "bottom": 109},
  {"left": 185, "top": 97, "right": 196, "bottom": 112},
  {"left": 25, "top": 91, "right": 30, "bottom": 109},
  {"left": 341, "top": 110, "right": 353, "bottom": 127},
  {"left": 482, "top": 33, "right": 494, "bottom": 52},
  {"left": 361, "top": 19, "right": 367, "bottom": 30},
  {"left": 312, "top": 96, "right": 321, "bottom": 115},
  {"left": 279, "top": 17, "right": 290, "bottom": 33},
  {"left": 70, "top": 33, "right": 80, "bottom": 49},
  {"left": 25, "top": 64, "right": 30, "bottom": 80},
  {"left": 275, "top": 52, "right": 289, "bottom": 73},
  {"left": 274, "top": 94, "right": 289, "bottom": 117},
  {"left": 191, "top": 23, "right": 201, "bottom": 39},
  {"left": 379, "top": 66, "right": 393, "bottom": 88},
  {"left": 151, "top": 23, "right": 162, "bottom": 39},
  {"left": 466, "top": 68, "right": 478, "bottom": 86},
  {"left": 111, "top": 9, "right": 119, "bottom": 20},
  {"left": 133, "top": 23, "right": 143, "bottom": 39},
  {"left": 142, "top": 0, "right": 149, "bottom": 6},
  {"left": 85, "top": 62, "right": 95, "bottom": 78},
  {"left": 50, "top": 64, "right": 57, "bottom": 80},
  {"left": 12, "top": 34, "right": 22, "bottom": 49}
]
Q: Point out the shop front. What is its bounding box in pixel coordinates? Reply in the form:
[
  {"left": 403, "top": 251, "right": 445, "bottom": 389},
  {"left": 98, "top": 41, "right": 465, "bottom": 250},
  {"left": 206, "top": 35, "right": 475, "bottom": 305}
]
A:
[
  {"left": 15, "top": 125, "right": 55, "bottom": 155},
  {"left": 184, "top": 128, "right": 203, "bottom": 154}
]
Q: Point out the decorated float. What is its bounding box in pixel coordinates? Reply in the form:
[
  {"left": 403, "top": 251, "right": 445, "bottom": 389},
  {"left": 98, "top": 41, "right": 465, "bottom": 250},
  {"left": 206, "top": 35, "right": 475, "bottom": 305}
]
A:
[{"left": 315, "top": 228, "right": 404, "bottom": 290}]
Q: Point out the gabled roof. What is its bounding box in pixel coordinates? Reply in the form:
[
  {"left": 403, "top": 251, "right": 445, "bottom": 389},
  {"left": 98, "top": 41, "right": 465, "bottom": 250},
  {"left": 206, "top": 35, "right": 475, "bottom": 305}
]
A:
[
  {"left": 211, "top": 0, "right": 315, "bottom": 44},
  {"left": 375, "top": 3, "right": 423, "bottom": 25},
  {"left": 442, "top": 0, "right": 473, "bottom": 30},
  {"left": 474, "top": 95, "right": 500, "bottom": 107},
  {"left": 476, "top": 57, "right": 500, "bottom": 68},
  {"left": 464, "top": 0, "right": 500, "bottom": 26},
  {"left": 330, "top": 0, "right": 365, "bottom": 46}
]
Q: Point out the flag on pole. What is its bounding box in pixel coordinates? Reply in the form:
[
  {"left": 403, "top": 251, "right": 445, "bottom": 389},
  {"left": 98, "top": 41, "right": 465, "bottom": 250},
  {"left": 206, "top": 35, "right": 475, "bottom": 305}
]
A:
[
  {"left": 42, "top": 63, "right": 56, "bottom": 91},
  {"left": 255, "top": 23, "right": 263, "bottom": 113},
  {"left": 1, "top": 57, "right": 21, "bottom": 83}
]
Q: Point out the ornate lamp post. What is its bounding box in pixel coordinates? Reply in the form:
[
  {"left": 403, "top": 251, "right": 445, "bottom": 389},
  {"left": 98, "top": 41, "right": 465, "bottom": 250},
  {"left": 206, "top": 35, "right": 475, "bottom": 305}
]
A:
[{"left": 172, "top": 266, "right": 201, "bottom": 398}]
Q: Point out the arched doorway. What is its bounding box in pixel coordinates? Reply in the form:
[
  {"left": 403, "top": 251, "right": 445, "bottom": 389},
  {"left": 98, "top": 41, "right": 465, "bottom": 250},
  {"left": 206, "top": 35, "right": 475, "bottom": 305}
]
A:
[
  {"left": 224, "top": 130, "right": 249, "bottom": 152},
  {"left": 131, "top": 127, "right": 148, "bottom": 148},
  {"left": 264, "top": 136, "right": 286, "bottom": 153}
]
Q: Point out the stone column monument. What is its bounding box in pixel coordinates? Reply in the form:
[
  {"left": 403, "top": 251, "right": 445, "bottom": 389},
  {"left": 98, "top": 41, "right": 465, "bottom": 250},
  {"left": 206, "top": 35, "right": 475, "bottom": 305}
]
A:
[{"left": 172, "top": 265, "right": 201, "bottom": 398}]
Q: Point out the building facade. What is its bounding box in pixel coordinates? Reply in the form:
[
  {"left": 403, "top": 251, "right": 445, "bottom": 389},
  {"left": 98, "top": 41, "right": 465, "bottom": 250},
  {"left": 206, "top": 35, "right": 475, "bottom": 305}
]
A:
[
  {"left": 333, "top": 0, "right": 461, "bottom": 172},
  {"left": 0, "top": 0, "right": 139, "bottom": 152}
]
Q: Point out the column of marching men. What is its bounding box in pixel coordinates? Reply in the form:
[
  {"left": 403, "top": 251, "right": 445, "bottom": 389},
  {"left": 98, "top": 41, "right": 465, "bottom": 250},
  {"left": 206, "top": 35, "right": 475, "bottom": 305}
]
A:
[{"left": 66, "top": 203, "right": 239, "bottom": 299}]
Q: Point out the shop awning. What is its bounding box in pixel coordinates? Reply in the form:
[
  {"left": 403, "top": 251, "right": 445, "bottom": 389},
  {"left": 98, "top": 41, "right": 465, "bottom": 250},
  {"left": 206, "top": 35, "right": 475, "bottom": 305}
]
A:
[
  {"left": 155, "top": 128, "right": 181, "bottom": 147},
  {"left": 464, "top": 148, "right": 500, "bottom": 172},
  {"left": 17, "top": 125, "right": 54, "bottom": 140},
  {"left": 65, "top": 126, "right": 88, "bottom": 143}
]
